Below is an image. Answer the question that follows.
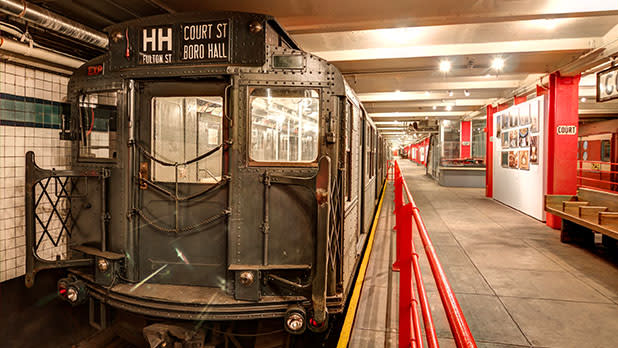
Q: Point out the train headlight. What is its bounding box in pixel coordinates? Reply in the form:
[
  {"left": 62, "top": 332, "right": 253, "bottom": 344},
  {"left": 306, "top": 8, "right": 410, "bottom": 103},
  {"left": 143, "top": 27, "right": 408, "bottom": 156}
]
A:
[
  {"left": 284, "top": 305, "right": 306, "bottom": 334},
  {"left": 97, "top": 258, "right": 109, "bottom": 272},
  {"left": 239, "top": 271, "right": 254, "bottom": 286},
  {"left": 286, "top": 313, "right": 304, "bottom": 331},
  {"left": 58, "top": 278, "right": 88, "bottom": 305}
]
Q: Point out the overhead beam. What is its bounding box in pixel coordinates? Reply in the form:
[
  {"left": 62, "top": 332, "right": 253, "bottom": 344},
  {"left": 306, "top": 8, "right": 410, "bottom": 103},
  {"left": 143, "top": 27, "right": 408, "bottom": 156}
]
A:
[{"left": 313, "top": 38, "right": 598, "bottom": 62}]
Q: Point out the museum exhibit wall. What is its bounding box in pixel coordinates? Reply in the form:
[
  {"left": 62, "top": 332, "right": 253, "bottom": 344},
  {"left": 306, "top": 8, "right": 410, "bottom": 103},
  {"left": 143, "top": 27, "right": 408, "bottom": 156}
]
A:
[
  {"left": 492, "top": 96, "right": 546, "bottom": 221},
  {"left": 0, "top": 61, "right": 72, "bottom": 282}
]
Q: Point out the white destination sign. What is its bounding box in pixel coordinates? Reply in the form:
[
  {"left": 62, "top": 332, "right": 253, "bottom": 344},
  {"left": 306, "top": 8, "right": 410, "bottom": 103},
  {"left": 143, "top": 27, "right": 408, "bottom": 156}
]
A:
[
  {"left": 597, "top": 65, "right": 618, "bottom": 102},
  {"left": 556, "top": 125, "right": 576, "bottom": 135}
]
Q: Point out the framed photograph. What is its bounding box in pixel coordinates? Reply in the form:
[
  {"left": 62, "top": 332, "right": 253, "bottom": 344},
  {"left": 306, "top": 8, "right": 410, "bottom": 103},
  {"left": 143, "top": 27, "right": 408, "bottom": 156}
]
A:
[
  {"left": 501, "top": 132, "right": 509, "bottom": 148},
  {"left": 519, "top": 127, "right": 529, "bottom": 147},
  {"left": 508, "top": 151, "right": 518, "bottom": 168},
  {"left": 519, "top": 150, "right": 530, "bottom": 170},
  {"left": 530, "top": 135, "right": 538, "bottom": 164},
  {"left": 509, "top": 130, "right": 518, "bottom": 148},
  {"left": 501, "top": 151, "right": 509, "bottom": 167},
  {"left": 510, "top": 109, "right": 519, "bottom": 127},
  {"left": 530, "top": 100, "right": 539, "bottom": 133},
  {"left": 519, "top": 104, "right": 531, "bottom": 125},
  {"left": 502, "top": 113, "right": 509, "bottom": 129}
]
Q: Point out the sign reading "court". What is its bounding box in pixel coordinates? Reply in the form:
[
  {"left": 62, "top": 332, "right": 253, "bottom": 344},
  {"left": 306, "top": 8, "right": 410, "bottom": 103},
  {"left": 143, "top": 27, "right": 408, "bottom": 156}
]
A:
[{"left": 597, "top": 65, "right": 618, "bottom": 102}]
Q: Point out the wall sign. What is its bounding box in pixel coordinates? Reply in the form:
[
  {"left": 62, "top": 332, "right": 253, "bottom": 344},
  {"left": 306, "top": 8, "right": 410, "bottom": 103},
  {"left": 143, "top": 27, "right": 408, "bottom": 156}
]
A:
[
  {"left": 597, "top": 65, "right": 618, "bottom": 102},
  {"left": 556, "top": 125, "right": 577, "bottom": 135}
]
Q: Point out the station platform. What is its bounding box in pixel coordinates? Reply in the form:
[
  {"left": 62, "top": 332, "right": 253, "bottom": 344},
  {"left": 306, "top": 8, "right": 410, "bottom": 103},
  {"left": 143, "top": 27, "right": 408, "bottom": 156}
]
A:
[{"left": 349, "top": 160, "right": 618, "bottom": 348}]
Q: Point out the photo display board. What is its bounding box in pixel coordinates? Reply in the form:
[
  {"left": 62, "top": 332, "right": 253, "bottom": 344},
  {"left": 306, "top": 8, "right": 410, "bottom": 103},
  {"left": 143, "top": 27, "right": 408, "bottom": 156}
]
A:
[{"left": 493, "top": 96, "right": 546, "bottom": 221}]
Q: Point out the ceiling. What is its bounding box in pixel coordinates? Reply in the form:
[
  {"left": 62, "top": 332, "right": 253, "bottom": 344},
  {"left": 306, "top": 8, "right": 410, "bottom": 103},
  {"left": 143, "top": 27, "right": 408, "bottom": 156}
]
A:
[{"left": 4, "top": 0, "right": 618, "bottom": 142}]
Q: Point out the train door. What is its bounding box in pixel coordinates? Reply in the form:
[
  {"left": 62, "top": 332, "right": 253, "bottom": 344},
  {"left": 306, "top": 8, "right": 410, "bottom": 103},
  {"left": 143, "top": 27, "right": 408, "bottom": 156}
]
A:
[{"left": 134, "top": 80, "right": 229, "bottom": 287}]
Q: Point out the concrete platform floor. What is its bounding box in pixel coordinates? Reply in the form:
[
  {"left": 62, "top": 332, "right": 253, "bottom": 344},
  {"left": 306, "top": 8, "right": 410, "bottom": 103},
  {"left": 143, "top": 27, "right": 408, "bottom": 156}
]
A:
[{"left": 350, "top": 161, "right": 618, "bottom": 348}]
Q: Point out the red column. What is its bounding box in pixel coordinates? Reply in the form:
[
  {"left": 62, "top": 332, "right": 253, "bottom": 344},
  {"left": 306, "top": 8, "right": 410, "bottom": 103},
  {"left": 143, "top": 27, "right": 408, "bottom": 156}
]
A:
[
  {"left": 461, "top": 120, "right": 471, "bottom": 158},
  {"left": 546, "top": 72, "right": 581, "bottom": 229},
  {"left": 514, "top": 96, "right": 526, "bottom": 105},
  {"left": 485, "top": 106, "right": 495, "bottom": 197}
]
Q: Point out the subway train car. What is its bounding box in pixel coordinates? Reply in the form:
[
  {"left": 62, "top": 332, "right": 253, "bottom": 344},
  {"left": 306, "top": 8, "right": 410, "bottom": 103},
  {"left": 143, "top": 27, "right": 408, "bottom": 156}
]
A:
[
  {"left": 23, "top": 11, "right": 389, "bottom": 347},
  {"left": 577, "top": 119, "right": 618, "bottom": 192}
]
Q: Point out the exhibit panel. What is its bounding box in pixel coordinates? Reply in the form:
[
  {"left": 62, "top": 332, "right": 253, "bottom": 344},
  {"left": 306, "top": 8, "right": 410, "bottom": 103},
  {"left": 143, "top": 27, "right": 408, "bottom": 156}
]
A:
[{"left": 492, "top": 96, "right": 546, "bottom": 221}]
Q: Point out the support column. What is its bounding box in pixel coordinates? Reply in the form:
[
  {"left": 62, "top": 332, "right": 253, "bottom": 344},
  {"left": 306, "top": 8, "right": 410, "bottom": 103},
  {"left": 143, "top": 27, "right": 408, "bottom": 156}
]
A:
[
  {"left": 514, "top": 96, "right": 526, "bottom": 105},
  {"left": 485, "top": 103, "right": 509, "bottom": 198},
  {"left": 546, "top": 72, "right": 581, "bottom": 229},
  {"left": 485, "top": 106, "right": 495, "bottom": 197},
  {"left": 461, "top": 120, "right": 471, "bottom": 158}
]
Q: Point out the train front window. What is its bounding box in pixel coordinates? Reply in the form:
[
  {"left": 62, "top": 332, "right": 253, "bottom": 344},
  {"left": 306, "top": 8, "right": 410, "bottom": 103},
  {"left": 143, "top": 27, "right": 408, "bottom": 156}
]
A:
[
  {"left": 151, "top": 96, "right": 223, "bottom": 183},
  {"left": 249, "top": 88, "right": 319, "bottom": 163},
  {"left": 78, "top": 91, "right": 118, "bottom": 159}
]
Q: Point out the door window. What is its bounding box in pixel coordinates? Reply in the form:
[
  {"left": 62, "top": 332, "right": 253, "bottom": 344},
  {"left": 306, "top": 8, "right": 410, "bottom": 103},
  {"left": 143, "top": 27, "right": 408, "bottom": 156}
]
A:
[{"left": 151, "top": 96, "right": 223, "bottom": 183}]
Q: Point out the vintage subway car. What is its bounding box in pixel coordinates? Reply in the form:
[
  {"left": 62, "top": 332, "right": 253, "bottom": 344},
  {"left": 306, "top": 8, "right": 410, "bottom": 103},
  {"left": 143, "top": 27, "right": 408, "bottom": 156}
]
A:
[{"left": 23, "top": 11, "right": 389, "bottom": 346}]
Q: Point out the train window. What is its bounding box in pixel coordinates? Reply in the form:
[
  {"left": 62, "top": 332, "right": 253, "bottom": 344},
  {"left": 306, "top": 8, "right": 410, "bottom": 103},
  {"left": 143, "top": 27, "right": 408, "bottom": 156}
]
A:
[
  {"left": 601, "top": 140, "right": 611, "bottom": 162},
  {"left": 346, "top": 101, "right": 353, "bottom": 201},
  {"left": 249, "top": 88, "right": 319, "bottom": 163},
  {"left": 78, "top": 91, "right": 118, "bottom": 160},
  {"left": 151, "top": 96, "right": 223, "bottom": 183}
]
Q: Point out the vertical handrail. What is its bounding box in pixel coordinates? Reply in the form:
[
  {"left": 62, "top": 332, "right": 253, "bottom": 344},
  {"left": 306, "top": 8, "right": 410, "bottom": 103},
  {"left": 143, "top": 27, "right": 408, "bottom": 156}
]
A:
[{"left": 393, "top": 160, "right": 477, "bottom": 348}]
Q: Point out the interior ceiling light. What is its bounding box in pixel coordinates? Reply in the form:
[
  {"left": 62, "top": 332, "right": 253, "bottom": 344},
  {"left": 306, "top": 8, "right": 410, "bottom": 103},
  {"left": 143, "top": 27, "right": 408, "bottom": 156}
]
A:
[
  {"left": 432, "top": 105, "right": 437, "bottom": 110},
  {"left": 439, "top": 60, "right": 451, "bottom": 73},
  {"left": 491, "top": 57, "right": 505, "bottom": 71},
  {"left": 448, "top": 90, "right": 454, "bottom": 97},
  {"left": 464, "top": 90, "right": 470, "bottom": 97},
  {"left": 580, "top": 97, "right": 587, "bottom": 102},
  {"left": 445, "top": 105, "right": 453, "bottom": 111}
]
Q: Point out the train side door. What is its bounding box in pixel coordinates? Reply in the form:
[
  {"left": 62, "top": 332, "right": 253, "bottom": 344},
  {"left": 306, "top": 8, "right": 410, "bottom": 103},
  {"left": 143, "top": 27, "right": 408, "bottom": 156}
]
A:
[{"left": 134, "top": 80, "right": 230, "bottom": 287}]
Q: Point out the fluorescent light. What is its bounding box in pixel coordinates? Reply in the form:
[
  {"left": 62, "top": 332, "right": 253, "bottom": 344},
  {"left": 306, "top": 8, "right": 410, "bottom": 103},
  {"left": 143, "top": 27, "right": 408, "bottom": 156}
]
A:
[
  {"left": 439, "top": 60, "right": 451, "bottom": 73},
  {"left": 464, "top": 90, "right": 470, "bottom": 97},
  {"left": 491, "top": 57, "right": 505, "bottom": 71}
]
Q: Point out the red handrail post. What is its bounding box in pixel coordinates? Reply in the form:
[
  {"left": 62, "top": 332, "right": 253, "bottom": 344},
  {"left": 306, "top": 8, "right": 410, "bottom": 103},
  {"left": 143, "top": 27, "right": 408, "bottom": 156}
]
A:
[
  {"left": 398, "top": 203, "right": 414, "bottom": 348},
  {"left": 392, "top": 170, "right": 404, "bottom": 271}
]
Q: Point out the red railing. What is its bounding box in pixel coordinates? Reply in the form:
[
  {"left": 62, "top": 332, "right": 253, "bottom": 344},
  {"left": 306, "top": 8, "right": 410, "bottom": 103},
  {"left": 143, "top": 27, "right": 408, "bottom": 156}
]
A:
[
  {"left": 577, "top": 160, "right": 618, "bottom": 194},
  {"left": 391, "top": 160, "right": 477, "bottom": 348}
]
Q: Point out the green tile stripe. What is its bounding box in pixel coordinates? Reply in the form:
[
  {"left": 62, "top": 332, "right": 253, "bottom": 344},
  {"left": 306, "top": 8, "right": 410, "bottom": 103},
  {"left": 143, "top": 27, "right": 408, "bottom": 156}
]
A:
[{"left": 0, "top": 93, "right": 67, "bottom": 129}]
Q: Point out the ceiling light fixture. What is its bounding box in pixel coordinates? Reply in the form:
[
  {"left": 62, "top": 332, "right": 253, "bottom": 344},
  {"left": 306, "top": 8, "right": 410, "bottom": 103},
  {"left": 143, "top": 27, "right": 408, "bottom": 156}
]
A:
[
  {"left": 580, "top": 97, "right": 587, "bottom": 102},
  {"left": 439, "top": 60, "right": 451, "bottom": 73},
  {"left": 464, "top": 90, "right": 470, "bottom": 97},
  {"left": 445, "top": 105, "right": 453, "bottom": 111},
  {"left": 432, "top": 105, "right": 437, "bottom": 110},
  {"left": 448, "top": 90, "right": 454, "bottom": 97},
  {"left": 491, "top": 57, "right": 505, "bottom": 71}
]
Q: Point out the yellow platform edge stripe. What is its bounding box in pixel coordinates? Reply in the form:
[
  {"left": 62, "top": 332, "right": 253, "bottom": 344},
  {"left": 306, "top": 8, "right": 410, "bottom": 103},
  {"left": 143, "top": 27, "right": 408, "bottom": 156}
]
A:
[{"left": 336, "top": 179, "right": 387, "bottom": 348}]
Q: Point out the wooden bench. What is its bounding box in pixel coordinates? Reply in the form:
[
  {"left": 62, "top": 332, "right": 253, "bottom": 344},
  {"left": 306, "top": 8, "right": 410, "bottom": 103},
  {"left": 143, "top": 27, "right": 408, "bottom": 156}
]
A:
[{"left": 545, "top": 188, "right": 618, "bottom": 252}]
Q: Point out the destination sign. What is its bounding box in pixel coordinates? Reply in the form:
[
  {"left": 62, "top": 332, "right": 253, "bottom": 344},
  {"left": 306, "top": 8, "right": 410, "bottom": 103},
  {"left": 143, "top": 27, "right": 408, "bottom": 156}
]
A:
[{"left": 138, "top": 20, "right": 230, "bottom": 65}]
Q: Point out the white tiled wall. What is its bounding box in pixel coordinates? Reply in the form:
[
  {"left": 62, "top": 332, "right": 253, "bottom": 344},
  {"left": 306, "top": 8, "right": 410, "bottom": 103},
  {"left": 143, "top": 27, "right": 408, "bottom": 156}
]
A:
[{"left": 0, "top": 61, "right": 72, "bottom": 282}]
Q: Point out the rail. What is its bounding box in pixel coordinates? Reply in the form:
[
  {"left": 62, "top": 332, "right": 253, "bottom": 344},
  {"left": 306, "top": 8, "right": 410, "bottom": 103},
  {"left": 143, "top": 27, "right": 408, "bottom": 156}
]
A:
[
  {"left": 391, "top": 160, "right": 477, "bottom": 348},
  {"left": 577, "top": 160, "right": 618, "bottom": 194}
]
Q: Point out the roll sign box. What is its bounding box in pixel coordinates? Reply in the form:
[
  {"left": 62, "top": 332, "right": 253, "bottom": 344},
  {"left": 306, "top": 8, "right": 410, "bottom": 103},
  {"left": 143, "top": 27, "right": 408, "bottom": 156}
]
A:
[{"left": 597, "top": 65, "right": 618, "bottom": 102}]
